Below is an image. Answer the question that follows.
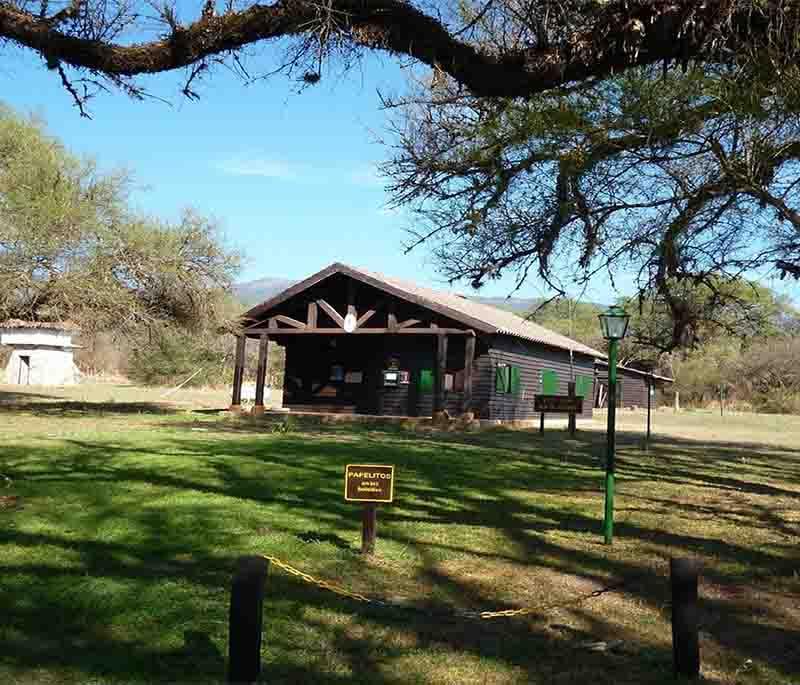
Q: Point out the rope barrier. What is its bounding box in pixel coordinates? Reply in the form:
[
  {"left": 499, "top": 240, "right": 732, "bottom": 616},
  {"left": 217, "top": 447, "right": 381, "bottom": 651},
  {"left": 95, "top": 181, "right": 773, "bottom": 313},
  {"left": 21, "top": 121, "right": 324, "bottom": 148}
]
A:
[{"left": 259, "top": 554, "right": 646, "bottom": 621}]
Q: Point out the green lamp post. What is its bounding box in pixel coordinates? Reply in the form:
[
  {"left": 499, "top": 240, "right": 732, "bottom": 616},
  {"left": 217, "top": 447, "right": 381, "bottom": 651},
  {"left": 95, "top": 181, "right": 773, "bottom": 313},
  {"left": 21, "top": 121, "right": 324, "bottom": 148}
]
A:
[{"left": 598, "top": 305, "right": 630, "bottom": 545}]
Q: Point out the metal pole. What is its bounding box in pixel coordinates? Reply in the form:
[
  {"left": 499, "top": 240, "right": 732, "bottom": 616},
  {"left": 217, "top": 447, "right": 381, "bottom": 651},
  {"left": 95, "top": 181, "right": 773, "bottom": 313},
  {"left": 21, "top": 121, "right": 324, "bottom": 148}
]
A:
[
  {"left": 603, "top": 339, "right": 618, "bottom": 545},
  {"left": 646, "top": 378, "right": 652, "bottom": 448}
]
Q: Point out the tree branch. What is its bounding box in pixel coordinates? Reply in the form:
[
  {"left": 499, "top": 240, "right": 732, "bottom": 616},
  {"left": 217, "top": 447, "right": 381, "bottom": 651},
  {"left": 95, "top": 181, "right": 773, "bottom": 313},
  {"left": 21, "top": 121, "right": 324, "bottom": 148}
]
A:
[{"left": 0, "top": 0, "right": 791, "bottom": 98}]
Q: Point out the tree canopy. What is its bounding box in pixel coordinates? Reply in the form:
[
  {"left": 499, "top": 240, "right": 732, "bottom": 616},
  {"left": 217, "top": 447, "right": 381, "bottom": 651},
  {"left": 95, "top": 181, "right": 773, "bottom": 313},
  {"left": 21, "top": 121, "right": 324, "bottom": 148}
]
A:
[
  {"left": 0, "top": 106, "right": 239, "bottom": 333},
  {"left": 1, "top": 0, "right": 798, "bottom": 112}
]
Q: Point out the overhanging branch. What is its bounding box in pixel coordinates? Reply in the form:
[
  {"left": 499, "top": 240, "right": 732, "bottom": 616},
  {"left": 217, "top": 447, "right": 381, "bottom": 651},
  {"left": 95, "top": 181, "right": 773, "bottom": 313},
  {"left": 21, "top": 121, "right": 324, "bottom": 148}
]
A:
[{"left": 0, "top": 0, "right": 791, "bottom": 98}]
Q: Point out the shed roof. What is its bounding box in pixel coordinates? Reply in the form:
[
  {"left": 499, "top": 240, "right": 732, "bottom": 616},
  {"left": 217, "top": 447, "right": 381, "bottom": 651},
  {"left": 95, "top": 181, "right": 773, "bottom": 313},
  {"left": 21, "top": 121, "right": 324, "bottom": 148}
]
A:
[
  {"left": 243, "top": 262, "right": 605, "bottom": 359},
  {"left": 0, "top": 319, "right": 79, "bottom": 331},
  {"left": 595, "top": 359, "right": 674, "bottom": 383}
]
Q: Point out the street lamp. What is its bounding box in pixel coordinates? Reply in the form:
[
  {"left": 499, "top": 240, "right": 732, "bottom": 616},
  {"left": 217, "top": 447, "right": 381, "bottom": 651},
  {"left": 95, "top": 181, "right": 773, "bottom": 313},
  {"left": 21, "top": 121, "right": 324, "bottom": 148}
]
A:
[{"left": 598, "top": 305, "right": 630, "bottom": 545}]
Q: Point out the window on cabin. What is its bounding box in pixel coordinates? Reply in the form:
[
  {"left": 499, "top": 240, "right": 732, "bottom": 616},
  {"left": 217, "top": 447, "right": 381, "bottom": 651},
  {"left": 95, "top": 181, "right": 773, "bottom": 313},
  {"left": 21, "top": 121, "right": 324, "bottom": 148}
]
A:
[
  {"left": 419, "top": 369, "right": 434, "bottom": 393},
  {"left": 541, "top": 369, "right": 558, "bottom": 395},
  {"left": 575, "top": 374, "right": 593, "bottom": 398},
  {"left": 495, "top": 364, "right": 522, "bottom": 395}
]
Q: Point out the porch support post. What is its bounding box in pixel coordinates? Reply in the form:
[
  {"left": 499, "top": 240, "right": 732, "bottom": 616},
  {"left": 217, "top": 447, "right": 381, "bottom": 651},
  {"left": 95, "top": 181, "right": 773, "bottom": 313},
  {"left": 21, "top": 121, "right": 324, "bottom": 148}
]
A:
[
  {"left": 434, "top": 333, "right": 448, "bottom": 418},
  {"left": 253, "top": 334, "right": 270, "bottom": 415},
  {"left": 230, "top": 335, "right": 246, "bottom": 411},
  {"left": 462, "top": 334, "right": 475, "bottom": 418}
]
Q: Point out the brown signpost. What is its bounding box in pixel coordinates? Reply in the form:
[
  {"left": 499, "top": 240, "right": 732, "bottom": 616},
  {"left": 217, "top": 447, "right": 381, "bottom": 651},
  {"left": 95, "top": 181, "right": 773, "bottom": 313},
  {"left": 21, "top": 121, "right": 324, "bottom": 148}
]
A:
[
  {"left": 534, "top": 394, "right": 582, "bottom": 436},
  {"left": 534, "top": 395, "right": 583, "bottom": 413},
  {"left": 345, "top": 464, "right": 395, "bottom": 555}
]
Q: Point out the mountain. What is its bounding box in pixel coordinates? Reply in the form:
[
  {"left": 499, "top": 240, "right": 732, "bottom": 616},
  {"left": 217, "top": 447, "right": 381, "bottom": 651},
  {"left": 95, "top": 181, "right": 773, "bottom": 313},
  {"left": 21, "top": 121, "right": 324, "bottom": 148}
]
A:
[
  {"left": 233, "top": 277, "right": 543, "bottom": 313},
  {"left": 468, "top": 296, "right": 545, "bottom": 314},
  {"left": 234, "top": 277, "right": 297, "bottom": 306}
]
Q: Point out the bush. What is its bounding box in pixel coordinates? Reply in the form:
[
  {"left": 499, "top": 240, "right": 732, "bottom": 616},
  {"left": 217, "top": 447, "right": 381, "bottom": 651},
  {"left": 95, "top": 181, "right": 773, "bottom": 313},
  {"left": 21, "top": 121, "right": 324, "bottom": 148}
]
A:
[
  {"left": 127, "top": 325, "right": 286, "bottom": 390},
  {"left": 127, "top": 327, "right": 231, "bottom": 387}
]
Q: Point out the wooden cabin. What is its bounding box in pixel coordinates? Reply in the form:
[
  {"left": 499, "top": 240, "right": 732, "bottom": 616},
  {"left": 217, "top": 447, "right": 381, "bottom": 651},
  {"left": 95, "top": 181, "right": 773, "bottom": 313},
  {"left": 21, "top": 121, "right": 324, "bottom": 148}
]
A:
[
  {"left": 594, "top": 360, "right": 674, "bottom": 409},
  {"left": 231, "top": 263, "right": 607, "bottom": 422}
]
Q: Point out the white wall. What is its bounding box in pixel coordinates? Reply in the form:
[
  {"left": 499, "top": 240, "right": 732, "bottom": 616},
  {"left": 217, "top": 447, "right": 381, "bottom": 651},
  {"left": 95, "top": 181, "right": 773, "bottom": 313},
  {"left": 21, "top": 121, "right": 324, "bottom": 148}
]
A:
[{"left": 4, "top": 348, "right": 80, "bottom": 385}]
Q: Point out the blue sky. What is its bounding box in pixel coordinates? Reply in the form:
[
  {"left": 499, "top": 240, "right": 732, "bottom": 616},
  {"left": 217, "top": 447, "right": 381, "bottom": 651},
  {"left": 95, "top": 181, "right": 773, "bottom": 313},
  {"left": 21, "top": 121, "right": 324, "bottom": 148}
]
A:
[{"left": 2, "top": 45, "right": 797, "bottom": 306}]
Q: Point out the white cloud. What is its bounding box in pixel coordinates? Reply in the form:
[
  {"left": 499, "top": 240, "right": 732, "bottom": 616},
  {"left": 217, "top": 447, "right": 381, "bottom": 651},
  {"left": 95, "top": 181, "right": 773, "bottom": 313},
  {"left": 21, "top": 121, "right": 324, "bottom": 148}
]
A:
[
  {"left": 216, "top": 158, "right": 302, "bottom": 180},
  {"left": 216, "top": 157, "right": 385, "bottom": 188}
]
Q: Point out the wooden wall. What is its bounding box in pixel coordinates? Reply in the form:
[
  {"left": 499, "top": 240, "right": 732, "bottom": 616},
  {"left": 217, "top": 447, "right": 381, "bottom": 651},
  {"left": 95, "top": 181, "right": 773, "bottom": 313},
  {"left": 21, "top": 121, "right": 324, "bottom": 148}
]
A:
[
  {"left": 595, "top": 367, "right": 662, "bottom": 409},
  {"left": 485, "top": 336, "right": 595, "bottom": 421},
  {"left": 281, "top": 332, "right": 490, "bottom": 417}
]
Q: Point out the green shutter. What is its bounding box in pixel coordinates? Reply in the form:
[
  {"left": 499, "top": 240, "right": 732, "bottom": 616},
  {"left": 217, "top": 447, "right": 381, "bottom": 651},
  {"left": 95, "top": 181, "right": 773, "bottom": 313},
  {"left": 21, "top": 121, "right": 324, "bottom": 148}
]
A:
[
  {"left": 495, "top": 365, "right": 510, "bottom": 394},
  {"left": 575, "top": 374, "right": 592, "bottom": 398},
  {"left": 419, "top": 369, "right": 434, "bottom": 393},
  {"left": 510, "top": 366, "right": 522, "bottom": 396},
  {"left": 541, "top": 369, "right": 558, "bottom": 395}
]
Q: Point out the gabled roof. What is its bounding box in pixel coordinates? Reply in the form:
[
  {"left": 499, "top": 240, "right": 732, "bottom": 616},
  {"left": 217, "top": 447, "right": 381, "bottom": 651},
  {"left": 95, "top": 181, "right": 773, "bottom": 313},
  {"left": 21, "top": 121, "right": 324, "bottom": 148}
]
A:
[{"left": 243, "top": 262, "right": 606, "bottom": 359}]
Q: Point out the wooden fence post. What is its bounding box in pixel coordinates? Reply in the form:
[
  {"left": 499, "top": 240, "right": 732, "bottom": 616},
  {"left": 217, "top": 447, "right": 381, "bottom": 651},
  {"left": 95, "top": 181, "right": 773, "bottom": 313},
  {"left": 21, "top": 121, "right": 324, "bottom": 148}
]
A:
[
  {"left": 362, "top": 504, "right": 377, "bottom": 555},
  {"left": 567, "top": 381, "right": 577, "bottom": 436},
  {"left": 671, "top": 557, "right": 700, "bottom": 680},
  {"left": 228, "top": 555, "right": 270, "bottom": 684}
]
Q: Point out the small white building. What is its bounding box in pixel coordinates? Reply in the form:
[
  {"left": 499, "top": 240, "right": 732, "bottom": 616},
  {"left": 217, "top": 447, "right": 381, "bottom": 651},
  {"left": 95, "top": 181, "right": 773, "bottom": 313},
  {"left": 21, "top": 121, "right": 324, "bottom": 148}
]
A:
[{"left": 0, "top": 320, "right": 81, "bottom": 386}]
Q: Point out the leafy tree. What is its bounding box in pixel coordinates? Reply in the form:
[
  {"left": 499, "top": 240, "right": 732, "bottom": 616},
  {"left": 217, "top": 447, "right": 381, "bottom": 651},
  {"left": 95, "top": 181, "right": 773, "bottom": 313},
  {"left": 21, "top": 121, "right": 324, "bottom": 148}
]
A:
[
  {"left": 383, "top": 57, "right": 800, "bottom": 341},
  {"left": 0, "top": 106, "right": 239, "bottom": 335},
  {"left": 528, "top": 298, "right": 606, "bottom": 353},
  {"left": 0, "top": 1, "right": 797, "bottom": 113},
  {"left": 621, "top": 277, "right": 788, "bottom": 357}
]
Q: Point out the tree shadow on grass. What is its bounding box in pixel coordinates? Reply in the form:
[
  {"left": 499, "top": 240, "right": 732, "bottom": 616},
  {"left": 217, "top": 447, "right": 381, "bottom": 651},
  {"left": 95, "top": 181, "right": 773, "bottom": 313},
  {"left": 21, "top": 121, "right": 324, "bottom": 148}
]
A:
[
  {"left": 0, "top": 388, "right": 62, "bottom": 404},
  {"left": 0, "top": 400, "right": 184, "bottom": 416},
  {"left": 1, "top": 420, "right": 798, "bottom": 683}
]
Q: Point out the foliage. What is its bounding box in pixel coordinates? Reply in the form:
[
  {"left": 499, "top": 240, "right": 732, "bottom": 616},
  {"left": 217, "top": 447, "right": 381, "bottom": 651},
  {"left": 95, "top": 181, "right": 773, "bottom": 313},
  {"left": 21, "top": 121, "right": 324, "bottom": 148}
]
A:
[
  {"left": 620, "top": 277, "right": 791, "bottom": 357},
  {"left": 663, "top": 334, "right": 800, "bottom": 414},
  {"left": 0, "top": 105, "right": 240, "bottom": 335},
  {"left": 2, "top": 0, "right": 800, "bottom": 115},
  {"left": 383, "top": 61, "right": 800, "bottom": 347},
  {"left": 529, "top": 299, "right": 606, "bottom": 354},
  {"left": 126, "top": 325, "right": 232, "bottom": 387},
  {"left": 736, "top": 336, "right": 800, "bottom": 413}
]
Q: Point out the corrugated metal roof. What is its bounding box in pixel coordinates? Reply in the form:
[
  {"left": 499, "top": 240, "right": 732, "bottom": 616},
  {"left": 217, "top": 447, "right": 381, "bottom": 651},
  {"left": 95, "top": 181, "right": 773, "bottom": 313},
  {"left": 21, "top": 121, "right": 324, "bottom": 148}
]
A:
[
  {"left": 596, "top": 359, "right": 673, "bottom": 383},
  {"left": 244, "top": 263, "right": 606, "bottom": 359}
]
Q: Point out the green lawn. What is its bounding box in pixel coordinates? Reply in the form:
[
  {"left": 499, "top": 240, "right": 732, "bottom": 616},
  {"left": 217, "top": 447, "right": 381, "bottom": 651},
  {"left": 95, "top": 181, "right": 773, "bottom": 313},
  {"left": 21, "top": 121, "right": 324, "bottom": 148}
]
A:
[{"left": 1, "top": 392, "right": 798, "bottom": 684}]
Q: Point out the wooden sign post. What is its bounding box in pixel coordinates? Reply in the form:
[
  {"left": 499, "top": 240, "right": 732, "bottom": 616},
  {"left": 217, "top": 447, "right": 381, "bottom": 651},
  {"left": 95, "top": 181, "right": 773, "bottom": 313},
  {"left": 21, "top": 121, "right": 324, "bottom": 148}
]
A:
[
  {"left": 345, "top": 464, "right": 395, "bottom": 555},
  {"left": 534, "top": 394, "right": 583, "bottom": 435}
]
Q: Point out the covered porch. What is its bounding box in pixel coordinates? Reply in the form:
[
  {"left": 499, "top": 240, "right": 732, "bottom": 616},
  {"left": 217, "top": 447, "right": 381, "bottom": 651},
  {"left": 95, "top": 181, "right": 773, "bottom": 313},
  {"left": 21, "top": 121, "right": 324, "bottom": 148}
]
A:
[{"left": 229, "top": 268, "right": 479, "bottom": 418}]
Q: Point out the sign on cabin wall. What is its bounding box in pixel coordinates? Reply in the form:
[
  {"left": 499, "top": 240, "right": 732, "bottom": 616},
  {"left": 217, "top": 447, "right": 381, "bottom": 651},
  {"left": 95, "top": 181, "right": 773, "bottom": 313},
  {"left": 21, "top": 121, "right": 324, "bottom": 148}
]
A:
[
  {"left": 345, "top": 464, "right": 395, "bottom": 503},
  {"left": 534, "top": 395, "right": 583, "bottom": 413}
]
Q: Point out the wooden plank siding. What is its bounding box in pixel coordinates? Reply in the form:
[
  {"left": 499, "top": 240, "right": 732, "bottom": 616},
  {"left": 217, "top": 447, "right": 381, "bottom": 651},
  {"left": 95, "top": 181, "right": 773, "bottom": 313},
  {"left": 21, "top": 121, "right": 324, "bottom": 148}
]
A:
[
  {"left": 595, "top": 367, "right": 662, "bottom": 409},
  {"left": 486, "top": 336, "right": 595, "bottom": 421}
]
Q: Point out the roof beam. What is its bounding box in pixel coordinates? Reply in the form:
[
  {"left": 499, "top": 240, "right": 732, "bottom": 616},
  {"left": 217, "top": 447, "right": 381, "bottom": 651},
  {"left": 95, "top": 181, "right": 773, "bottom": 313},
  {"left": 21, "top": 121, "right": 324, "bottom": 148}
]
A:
[
  {"left": 245, "top": 327, "right": 473, "bottom": 336},
  {"left": 316, "top": 299, "right": 345, "bottom": 328},
  {"left": 273, "top": 314, "right": 307, "bottom": 329}
]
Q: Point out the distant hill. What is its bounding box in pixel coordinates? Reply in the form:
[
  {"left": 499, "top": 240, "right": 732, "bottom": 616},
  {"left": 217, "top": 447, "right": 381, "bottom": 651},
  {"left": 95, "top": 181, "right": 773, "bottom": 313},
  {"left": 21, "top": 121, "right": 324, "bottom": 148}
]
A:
[
  {"left": 469, "top": 296, "right": 545, "bottom": 314},
  {"left": 234, "top": 276, "right": 544, "bottom": 313},
  {"left": 234, "top": 277, "right": 297, "bottom": 306}
]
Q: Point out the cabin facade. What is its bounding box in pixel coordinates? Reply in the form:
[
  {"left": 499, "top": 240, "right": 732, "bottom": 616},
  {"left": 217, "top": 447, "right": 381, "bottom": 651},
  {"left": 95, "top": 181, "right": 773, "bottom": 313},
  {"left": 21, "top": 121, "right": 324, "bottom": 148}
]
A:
[{"left": 232, "top": 263, "right": 605, "bottom": 422}]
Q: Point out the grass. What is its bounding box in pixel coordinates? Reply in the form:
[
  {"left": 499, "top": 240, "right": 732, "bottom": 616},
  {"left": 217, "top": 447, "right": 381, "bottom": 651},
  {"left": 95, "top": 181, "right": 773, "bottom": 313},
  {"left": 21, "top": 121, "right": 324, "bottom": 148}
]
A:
[{"left": 0, "top": 386, "right": 798, "bottom": 684}]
